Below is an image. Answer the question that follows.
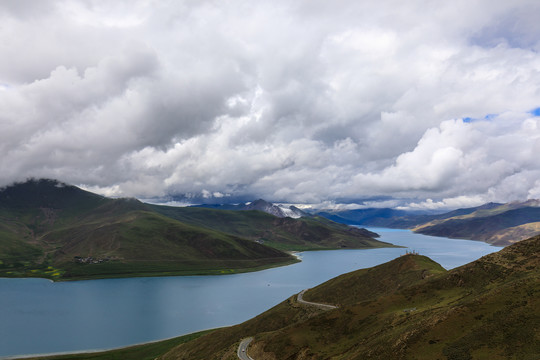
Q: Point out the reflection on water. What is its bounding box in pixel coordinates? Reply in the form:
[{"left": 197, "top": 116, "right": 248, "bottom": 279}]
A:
[{"left": 0, "top": 228, "right": 502, "bottom": 358}]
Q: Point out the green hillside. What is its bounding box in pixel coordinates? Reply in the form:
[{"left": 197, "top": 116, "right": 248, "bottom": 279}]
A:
[
  {"left": 150, "top": 204, "right": 388, "bottom": 251},
  {"left": 0, "top": 180, "right": 295, "bottom": 280},
  {"left": 0, "top": 179, "right": 391, "bottom": 280},
  {"left": 155, "top": 235, "right": 539, "bottom": 360}
]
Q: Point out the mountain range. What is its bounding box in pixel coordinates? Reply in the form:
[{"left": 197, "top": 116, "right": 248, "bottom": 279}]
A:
[
  {"left": 193, "top": 199, "right": 309, "bottom": 218},
  {"left": 0, "top": 179, "right": 391, "bottom": 280},
  {"left": 319, "top": 201, "right": 540, "bottom": 246}
]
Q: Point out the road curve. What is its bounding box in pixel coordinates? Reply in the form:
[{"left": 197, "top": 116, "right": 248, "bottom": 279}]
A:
[
  {"left": 237, "top": 290, "right": 337, "bottom": 359},
  {"left": 237, "top": 337, "right": 254, "bottom": 360},
  {"left": 297, "top": 289, "right": 338, "bottom": 310}
]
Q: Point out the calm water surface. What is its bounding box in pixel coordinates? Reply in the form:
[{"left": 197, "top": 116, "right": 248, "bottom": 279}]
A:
[{"left": 0, "top": 229, "right": 502, "bottom": 358}]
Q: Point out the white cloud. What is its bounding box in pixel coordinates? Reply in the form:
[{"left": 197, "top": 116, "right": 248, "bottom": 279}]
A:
[
  {"left": 399, "top": 196, "right": 488, "bottom": 212},
  {"left": 1, "top": 0, "right": 540, "bottom": 208}
]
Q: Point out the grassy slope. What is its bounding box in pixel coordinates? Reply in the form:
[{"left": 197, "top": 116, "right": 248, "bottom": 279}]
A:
[
  {"left": 1, "top": 208, "right": 296, "bottom": 280},
  {"left": 488, "top": 221, "right": 540, "bottom": 245},
  {"left": 0, "top": 179, "right": 110, "bottom": 265},
  {"left": 150, "top": 204, "right": 391, "bottom": 251},
  {"left": 159, "top": 235, "right": 540, "bottom": 360},
  {"left": 156, "top": 252, "right": 451, "bottom": 359},
  {"left": 0, "top": 180, "right": 296, "bottom": 280},
  {"left": 301, "top": 254, "right": 446, "bottom": 307},
  {"left": 250, "top": 236, "right": 540, "bottom": 360},
  {"left": 53, "top": 210, "right": 296, "bottom": 280},
  {"left": 414, "top": 206, "right": 540, "bottom": 245}
]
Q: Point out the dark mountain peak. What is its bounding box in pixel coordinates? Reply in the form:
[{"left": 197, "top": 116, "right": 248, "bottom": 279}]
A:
[
  {"left": 247, "top": 199, "right": 271, "bottom": 207},
  {"left": 1, "top": 178, "right": 66, "bottom": 191},
  {"left": 289, "top": 205, "right": 305, "bottom": 213},
  {"left": 480, "top": 202, "right": 504, "bottom": 208},
  {"left": 96, "top": 196, "right": 147, "bottom": 214},
  {"left": 0, "top": 178, "right": 106, "bottom": 210},
  {"left": 245, "top": 199, "right": 308, "bottom": 218}
]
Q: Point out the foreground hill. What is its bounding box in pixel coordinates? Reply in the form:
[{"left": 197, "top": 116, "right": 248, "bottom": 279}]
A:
[
  {"left": 154, "top": 235, "right": 539, "bottom": 359},
  {"left": 0, "top": 179, "right": 390, "bottom": 280},
  {"left": 320, "top": 201, "right": 540, "bottom": 246}
]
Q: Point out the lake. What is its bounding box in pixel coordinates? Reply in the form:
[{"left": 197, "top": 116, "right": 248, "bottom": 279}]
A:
[{"left": 0, "top": 228, "right": 503, "bottom": 359}]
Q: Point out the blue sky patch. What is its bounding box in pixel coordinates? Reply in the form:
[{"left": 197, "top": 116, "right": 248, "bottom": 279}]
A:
[
  {"left": 462, "top": 113, "right": 498, "bottom": 123},
  {"left": 530, "top": 107, "right": 540, "bottom": 116}
]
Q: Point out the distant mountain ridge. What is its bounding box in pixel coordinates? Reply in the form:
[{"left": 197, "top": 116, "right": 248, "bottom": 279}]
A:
[
  {"left": 413, "top": 203, "right": 540, "bottom": 245},
  {"left": 149, "top": 204, "right": 384, "bottom": 252},
  {"left": 193, "top": 199, "right": 309, "bottom": 218},
  {"left": 318, "top": 201, "right": 540, "bottom": 246}
]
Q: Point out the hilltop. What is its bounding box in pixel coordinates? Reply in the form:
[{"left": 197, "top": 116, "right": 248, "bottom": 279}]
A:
[{"left": 0, "top": 179, "right": 391, "bottom": 280}]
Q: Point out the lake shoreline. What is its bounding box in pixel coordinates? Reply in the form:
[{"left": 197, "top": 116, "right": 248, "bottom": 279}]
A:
[
  {"left": 0, "top": 240, "right": 404, "bottom": 282},
  {"left": 0, "top": 256, "right": 302, "bottom": 282},
  {"left": 1, "top": 329, "right": 218, "bottom": 360},
  {"left": 1, "top": 229, "right": 503, "bottom": 359}
]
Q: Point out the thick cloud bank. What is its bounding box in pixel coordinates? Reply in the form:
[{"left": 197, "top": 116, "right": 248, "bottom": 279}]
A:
[{"left": 1, "top": 0, "right": 540, "bottom": 209}]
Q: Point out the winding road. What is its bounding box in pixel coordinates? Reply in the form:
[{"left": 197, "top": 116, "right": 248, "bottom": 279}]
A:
[
  {"left": 297, "top": 289, "right": 338, "bottom": 310},
  {"left": 237, "top": 289, "right": 337, "bottom": 359},
  {"left": 237, "top": 337, "right": 254, "bottom": 360}
]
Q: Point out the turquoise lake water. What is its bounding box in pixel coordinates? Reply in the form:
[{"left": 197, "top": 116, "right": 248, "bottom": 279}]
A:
[{"left": 0, "top": 228, "right": 502, "bottom": 358}]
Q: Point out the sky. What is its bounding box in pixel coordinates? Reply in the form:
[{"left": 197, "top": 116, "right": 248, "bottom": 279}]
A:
[{"left": 1, "top": 0, "right": 540, "bottom": 210}]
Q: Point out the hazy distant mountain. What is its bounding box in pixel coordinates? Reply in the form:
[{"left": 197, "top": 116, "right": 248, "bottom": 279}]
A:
[
  {"left": 317, "top": 207, "right": 416, "bottom": 226},
  {"left": 319, "top": 201, "right": 540, "bottom": 246},
  {"left": 194, "top": 198, "right": 309, "bottom": 218},
  {"left": 317, "top": 202, "right": 503, "bottom": 228},
  {"left": 413, "top": 201, "right": 540, "bottom": 246}
]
